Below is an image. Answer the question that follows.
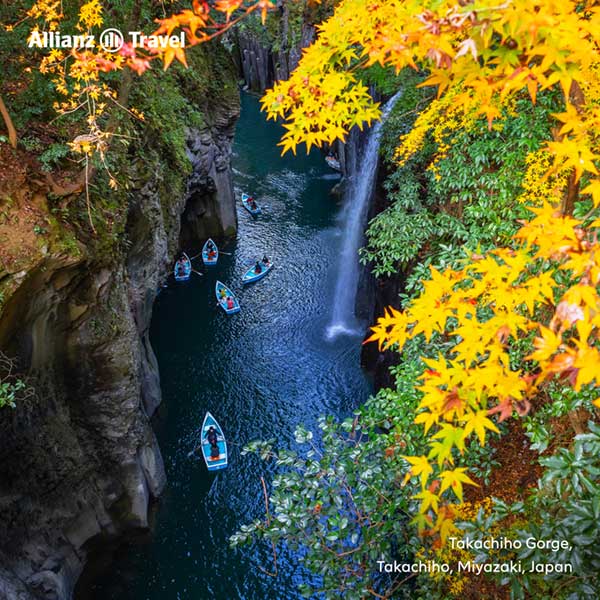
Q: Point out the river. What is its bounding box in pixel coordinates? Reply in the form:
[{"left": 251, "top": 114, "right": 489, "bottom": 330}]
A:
[{"left": 80, "top": 93, "right": 372, "bottom": 600}]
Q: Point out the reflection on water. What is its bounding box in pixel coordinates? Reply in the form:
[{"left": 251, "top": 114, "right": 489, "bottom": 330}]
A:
[{"left": 82, "top": 93, "right": 372, "bottom": 600}]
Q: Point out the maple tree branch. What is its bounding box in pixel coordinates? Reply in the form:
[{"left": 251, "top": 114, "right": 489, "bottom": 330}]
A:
[{"left": 257, "top": 476, "right": 278, "bottom": 577}]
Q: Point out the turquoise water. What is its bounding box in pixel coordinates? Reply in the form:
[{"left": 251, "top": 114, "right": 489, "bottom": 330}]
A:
[{"left": 83, "top": 93, "right": 372, "bottom": 599}]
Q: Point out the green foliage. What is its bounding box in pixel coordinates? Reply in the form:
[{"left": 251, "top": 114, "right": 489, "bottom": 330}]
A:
[
  {"left": 524, "top": 384, "right": 598, "bottom": 453},
  {"left": 0, "top": 352, "right": 31, "bottom": 409},
  {"left": 463, "top": 439, "right": 500, "bottom": 487},
  {"left": 20, "top": 136, "right": 44, "bottom": 152},
  {"left": 0, "top": 379, "right": 25, "bottom": 409},
  {"left": 1, "top": 2, "right": 237, "bottom": 264},
  {"left": 232, "top": 359, "right": 428, "bottom": 599},
  {"left": 462, "top": 421, "right": 600, "bottom": 600},
  {"left": 39, "top": 143, "right": 71, "bottom": 172},
  {"left": 363, "top": 87, "right": 561, "bottom": 289},
  {"left": 233, "top": 352, "right": 520, "bottom": 598},
  {"left": 359, "top": 64, "right": 406, "bottom": 97},
  {"left": 360, "top": 167, "right": 433, "bottom": 277}
]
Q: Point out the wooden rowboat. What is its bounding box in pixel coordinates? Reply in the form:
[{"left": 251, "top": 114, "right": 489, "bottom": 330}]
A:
[
  {"left": 241, "top": 192, "right": 261, "bottom": 216},
  {"left": 215, "top": 280, "right": 240, "bottom": 314},
  {"left": 200, "top": 412, "right": 228, "bottom": 471},
  {"left": 174, "top": 252, "right": 192, "bottom": 281},
  {"left": 242, "top": 259, "right": 273, "bottom": 284},
  {"left": 202, "top": 238, "right": 218, "bottom": 267}
]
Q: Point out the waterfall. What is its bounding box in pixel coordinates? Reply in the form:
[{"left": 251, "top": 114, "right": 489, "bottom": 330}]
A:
[{"left": 326, "top": 91, "right": 402, "bottom": 339}]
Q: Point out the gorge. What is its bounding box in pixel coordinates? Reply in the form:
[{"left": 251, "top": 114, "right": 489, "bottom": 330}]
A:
[
  {"left": 78, "top": 91, "right": 375, "bottom": 600},
  {"left": 0, "top": 28, "right": 389, "bottom": 600}
]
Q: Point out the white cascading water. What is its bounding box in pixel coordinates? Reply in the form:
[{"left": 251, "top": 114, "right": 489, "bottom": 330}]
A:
[{"left": 327, "top": 91, "right": 402, "bottom": 339}]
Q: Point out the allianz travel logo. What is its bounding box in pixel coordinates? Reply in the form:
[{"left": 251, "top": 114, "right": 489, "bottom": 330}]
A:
[{"left": 28, "top": 28, "right": 185, "bottom": 53}]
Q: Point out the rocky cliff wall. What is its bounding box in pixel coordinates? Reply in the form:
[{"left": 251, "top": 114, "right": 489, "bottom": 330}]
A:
[
  {"left": 359, "top": 161, "right": 406, "bottom": 389},
  {"left": 234, "top": 21, "right": 315, "bottom": 92},
  {"left": 0, "top": 47, "right": 240, "bottom": 600},
  {"left": 231, "top": 0, "right": 319, "bottom": 93}
]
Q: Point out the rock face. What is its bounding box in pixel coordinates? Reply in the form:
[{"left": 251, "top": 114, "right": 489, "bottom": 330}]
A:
[
  {"left": 359, "top": 160, "right": 405, "bottom": 389},
  {"left": 0, "top": 62, "right": 240, "bottom": 600},
  {"left": 179, "top": 100, "right": 239, "bottom": 246},
  {"left": 233, "top": 3, "right": 316, "bottom": 92},
  {"left": 0, "top": 256, "right": 167, "bottom": 600},
  {"left": 235, "top": 25, "right": 315, "bottom": 92}
]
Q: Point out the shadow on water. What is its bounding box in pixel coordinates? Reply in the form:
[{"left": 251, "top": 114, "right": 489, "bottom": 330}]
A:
[{"left": 78, "top": 93, "right": 372, "bottom": 600}]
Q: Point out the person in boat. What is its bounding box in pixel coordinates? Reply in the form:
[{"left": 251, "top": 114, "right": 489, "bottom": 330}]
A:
[
  {"left": 219, "top": 287, "right": 227, "bottom": 300},
  {"left": 254, "top": 261, "right": 262, "bottom": 274},
  {"left": 205, "top": 426, "right": 220, "bottom": 459},
  {"left": 204, "top": 425, "right": 217, "bottom": 446},
  {"left": 226, "top": 296, "right": 235, "bottom": 310},
  {"left": 206, "top": 426, "right": 218, "bottom": 444},
  {"left": 262, "top": 254, "right": 270, "bottom": 265},
  {"left": 176, "top": 258, "right": 187, "bottom": 276},
  {"left": 207, "top": 240, "right": 215, "bottom": 251},
  {"left": 208, "top": 249, "right": 216, "bottom": 260},
  {"left": 248, "top": 197, "right": 257, "bottom": 210}
]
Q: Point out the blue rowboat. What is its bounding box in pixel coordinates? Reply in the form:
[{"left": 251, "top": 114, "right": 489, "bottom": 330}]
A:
[
  {"left": 242, "top": 259, "right": 273, "bottom": 284},
  {"left": 201, "top": 412, "right": 228, "bottom": 471},
  {"left": 215, "top": 280, "right": 240, "bottom": 314},
  {"left": 174, "top": 252, "right": 192, "bottom": 281},
  {"left": 325, "top": 155, "right": 342, "bottom": 171},
  {"left": 202, "top": 238, "right": 218, "bottom": 267},
  {"left": 241, "top": 192, "right": 261, "bottom": 216}
]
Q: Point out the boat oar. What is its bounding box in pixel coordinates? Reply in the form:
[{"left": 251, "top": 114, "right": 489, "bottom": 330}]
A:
[
  {"left": 189, "top": 251, "right": 203, "bottom": 261},
  {"left": 191, "top": 269, "right": 203, "bottom": 277},
  {"left": 188, "top": 439, "right": 207, "bottom": 457},
  {"left": 219, "top": 251, "right": 233, "bottom": 256}
]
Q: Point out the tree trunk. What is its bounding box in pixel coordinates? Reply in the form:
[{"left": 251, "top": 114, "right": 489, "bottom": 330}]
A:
[
  {"left": 0, "top": 94, "right": 17, "bottom": 149},
  {"left": 561, "top": 171, "right": 579, "bottom": 216},
  {"left": 560, "top": 81, "right": 586, "bottom": 216}
]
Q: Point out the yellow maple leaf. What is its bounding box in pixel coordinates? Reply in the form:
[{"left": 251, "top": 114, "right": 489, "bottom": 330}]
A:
[
  {"left": 527, "top": 326, "right": 562, "bottom": 363},
  {"left": 163, "top": 46, "right": 188, "bottom": 70},
  {"left": 439, "top": 468, "right": 478, "bottom": 502},
  {"left": 462, "top": 410, "right": 500, "bottom": 446},
  {"left": 413, "top": 489, "right": 440, "bottom": 514},
  {"left": 402, "top": 455, "right": 434, "bottom": 489}
]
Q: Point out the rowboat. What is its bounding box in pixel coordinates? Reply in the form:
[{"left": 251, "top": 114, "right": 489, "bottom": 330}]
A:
[
  {"left": 242, "top": 259, "right": 273, "bottom": 284},
  {"left": 241, "top": 192, "right": 261, "bottom": 215},
  {"left": 202, "top": 238, "right": 218, "bottom": 267},
  {"left": 325, "top": 155, "right": 342, "bottom": 171},
  {"left": 215, "top": 280, "right": 240, "bottom": 314},
  {"left": 174, "top": 252, "right": 192, "bottom": 281},
  {"left": 200, "top": 412, "right": 228, "bottom": 471}
]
